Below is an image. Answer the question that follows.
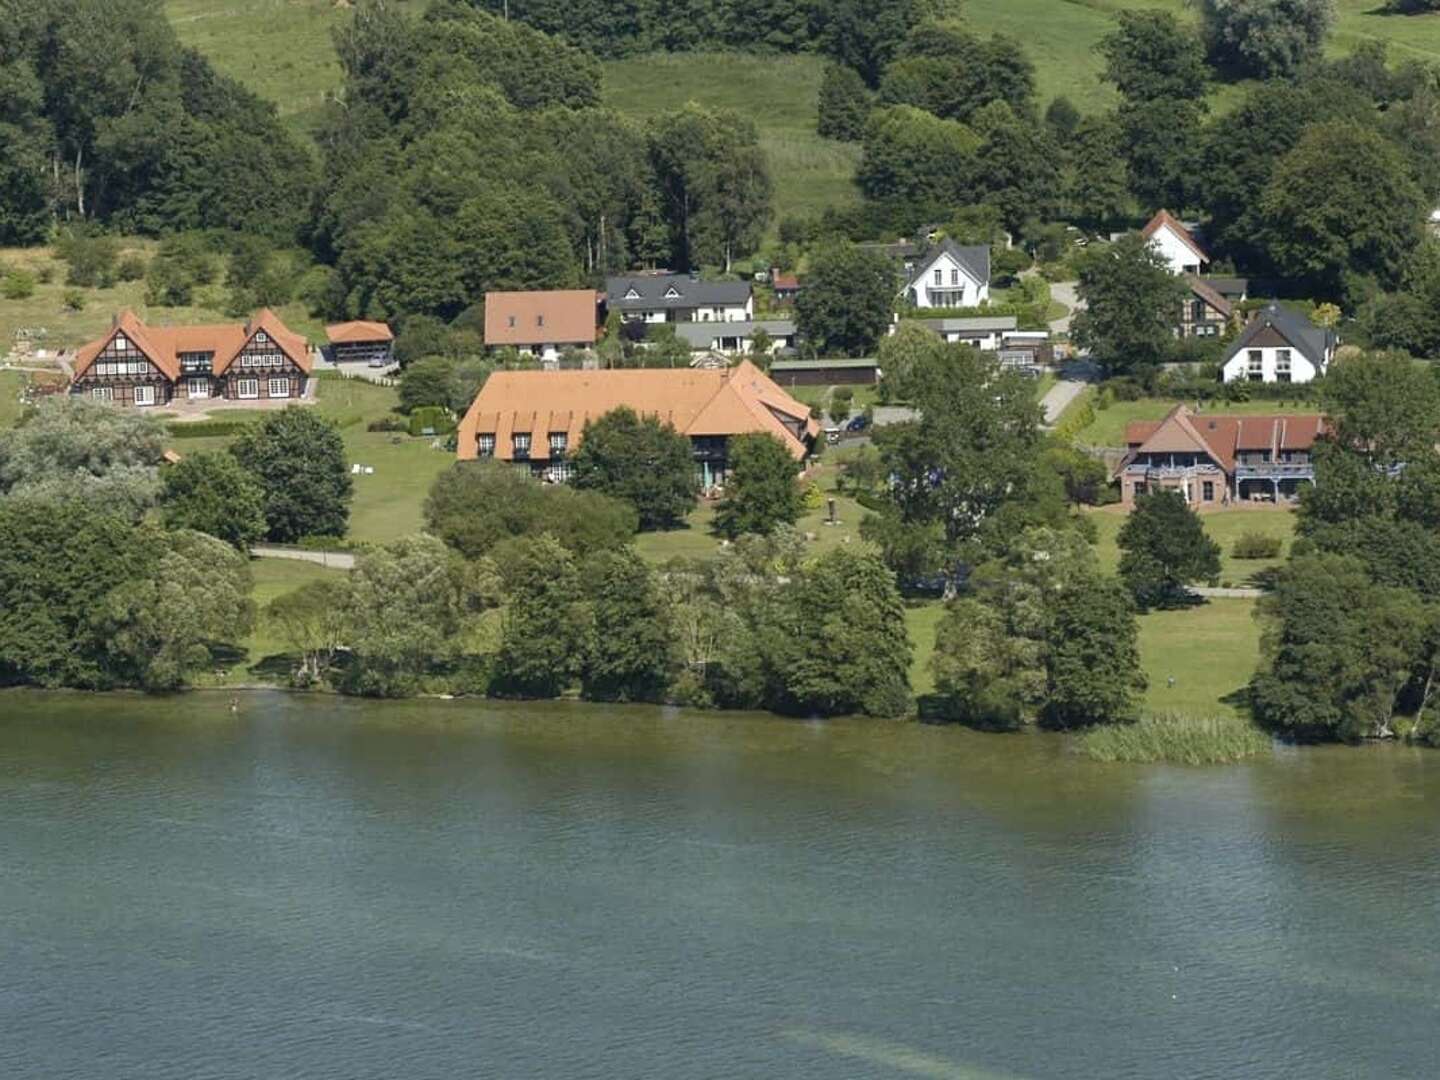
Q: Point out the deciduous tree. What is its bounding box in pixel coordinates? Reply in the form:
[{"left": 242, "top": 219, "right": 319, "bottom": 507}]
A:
[
  {"left": 794, "top": 241, "right": 895, "bottom": 357},
  {"left": 714, "top": 433, "right": 804, "bottom": 539},
  {"left": 571, "top": 407, "right": 698, "bottom": 531},
  {"left": 159, "top": 451, "right": 268, "bottom": 550},
  {"left": 1071, "top": 233, "right": 1187, "bottom": 376},
  {"left": 1117, "top": 490, "right": 1221, "bottom": 609},
  {"left": 229, "top": 408, "right": 354, "bottom": 542}
]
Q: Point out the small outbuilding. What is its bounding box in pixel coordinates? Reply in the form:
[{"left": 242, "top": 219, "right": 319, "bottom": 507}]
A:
[{"left": 325, "top": 320, "right": 395, "bottom": 367}]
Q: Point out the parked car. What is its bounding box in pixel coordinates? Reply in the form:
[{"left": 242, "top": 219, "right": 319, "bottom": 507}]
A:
[{"left": 846, "top": 414, "right": 870, "bottom": 433}]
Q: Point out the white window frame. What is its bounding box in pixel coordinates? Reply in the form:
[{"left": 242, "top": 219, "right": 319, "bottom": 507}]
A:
[
  {"left": 91, "top": 386, "right": 113, "bottom": 402},
  {"left": 268, "top": 377, "right": 289, "bottom": 398},
  {"left": 237, "top": 377, "right": 259, "bottom": 399},
  {"left": 188, "top": 378, "right": 210, "bottom": 399},
  {"left": 133, "top": 385, "right": 156, "bottom": 407},
  {"left": 114, "top": 335, "right": 129, "bottom": 351},
  {"left": 477, "top": 434, "right": 496, "bottom": 458}
]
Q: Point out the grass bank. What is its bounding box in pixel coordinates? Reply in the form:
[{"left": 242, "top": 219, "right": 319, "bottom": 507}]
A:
[
  {"left": 601, "top": 52, "right": 861, "bottom": 231},
  {"left": 1079, "top": 711, "right": 1272, "bottom": 764},
  {"left": 1137, "top": 597, "right": 1260, "bottom": 717}
]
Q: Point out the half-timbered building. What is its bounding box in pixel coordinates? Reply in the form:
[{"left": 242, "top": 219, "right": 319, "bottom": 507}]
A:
[{"left": 71, "top": 309, "right": 312, "bottom": 407}]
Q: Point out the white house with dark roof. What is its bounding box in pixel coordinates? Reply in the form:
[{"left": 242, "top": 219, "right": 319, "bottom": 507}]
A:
[
  {"left": 904, "top": 239, "right": 990, "bottom": 308},
  {"left": 1142, "top": 209, "right": 1209, "bottom": 276},
  {"left": 606, "top": 273, "right": 753, "bottom": 324},
  {"left": 1221, "top": 304, "right": 1336, "bottom": 384}
]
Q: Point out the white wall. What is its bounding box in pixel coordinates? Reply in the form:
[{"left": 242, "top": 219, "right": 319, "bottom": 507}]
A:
[
  {"left": 1222, "top": 345, "right": 1319, "bottom": 384},
  {"left": 1149, "top": 225, "right": 1205, "bottom": 275},
  {"left": 910, "top": 251, "right": 989, "bottom": 308}
]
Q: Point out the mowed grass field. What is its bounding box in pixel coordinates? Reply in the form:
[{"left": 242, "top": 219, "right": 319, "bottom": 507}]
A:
[{"left": 1089, "top": 505, "right": 1296, "bottom": 586}]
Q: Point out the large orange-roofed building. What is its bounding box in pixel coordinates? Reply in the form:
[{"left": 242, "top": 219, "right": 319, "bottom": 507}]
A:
[{"left": 456, "top": 360, "right": 819, "bottom": 488}]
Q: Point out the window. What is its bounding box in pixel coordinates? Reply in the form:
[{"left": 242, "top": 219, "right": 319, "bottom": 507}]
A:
[
  {"left": 950, "top": 269, "right": 959, "bottom": 286},
  {"left": 477, "top": 434, "right": 496, "bottom": 458},
  {"left": 255, "top": 331, "right": 270, "bottom": 345},
  {"left": 664, "top": 286, "right": 681, "bottom": 299},
  {"left": 1202, "top": 481, "right": 1215, "bottom": 501},
  {"left": 513, "top": 433, "right": 531, "bottom": 459},
  {"left": 537, "top": 314, "right": 545, "bottom": 328},
  {"left": 188, "top": 378, "right": 209, "bottom": 399},
  {"left": 933, "top": 268, "right": 942, "bottom": 286},
  {"left": 268, "top": 377, "right": 289, "bottom": 398},
  {"left": 625, "top": 287, "right": 640, "bottom": 300},
  {"left": 133, "top": 385, "right": 155, "bottom": 407},
  {"left": 1134, "top": 482, "right": 1147, "bottom": 497},
  {"left": 549, "top": 432, "right": 568, "bottom": 456},
  {"left": 507, "top": 315, "right": 516, "bottom": 328},
  {"left": 91, "top": 386, "right": 113, "bottom": 402},
  {"left": 238, "top": 378, "right": 259, "bottom": 399},
  {"left": 1247, "top": 349, "right": 1264, "bottom": 382},
  {"left": 1276, "top": 349, "right": 1292, "bottom": 384},
  {"left": 114, "top": 335, "right": 129, "bottom": 351}
]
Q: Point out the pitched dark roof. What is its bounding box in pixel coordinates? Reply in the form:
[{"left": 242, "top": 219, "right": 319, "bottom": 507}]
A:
[
  {"left": 606, "top": 274, "right": 752, "bottom": 309},
  {"left": 907, "top": 238, "right": 990, "bottom": 288},
  {"left": 1186, "top": 275, "right": 1232, "bottom": 319},
  {"left": 1227, "top": 303, "right": 1335, "bottom": 369}
]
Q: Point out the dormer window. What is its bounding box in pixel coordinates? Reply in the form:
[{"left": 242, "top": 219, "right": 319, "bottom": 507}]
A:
[
  {"left": 549, "top": 432, "right": 568, "bottom": 455},
  {"left": 664, "top": 286, "right": 681, "bottom": 299},
  {"left": 513, "top": 433, "right": 531, "bottom": 459},
  {"left": 624, "top": 287, "right": 640, "bottom": 300},
  {"left": 477, "top": 434, "right": 495, "bottom": 458}
]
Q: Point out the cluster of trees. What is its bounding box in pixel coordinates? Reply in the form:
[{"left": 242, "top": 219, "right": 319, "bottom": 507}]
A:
[
  {"left": 1252, "top": 352, "right": 1440, "bottom": 744},
  {"left": 318, "top": 1, "right": 771, "bottom": 323},
  {"left": 0, "top": 496, "right": 254, "bottom": 691},
  {"left": 0, "top": 397, "right": 352, "bottom": 549},
  {"left": 0, "top": 0, "right": 313, "bottom": 245}
]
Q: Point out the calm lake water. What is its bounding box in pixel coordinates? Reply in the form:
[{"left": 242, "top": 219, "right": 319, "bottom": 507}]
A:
[{"left": 2, "top": 692, "right": 1438, "bottom": 1079}]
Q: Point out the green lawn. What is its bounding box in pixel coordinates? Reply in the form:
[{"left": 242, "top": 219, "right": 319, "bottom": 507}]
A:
[
  {"left": 1080, "top": 396, "right": 1319, "bottom": 448},
  {"left": 905, "top": 601, "right": 945, "bottom": 697},
  {"left": 199, "top": 557, "right": 347, "bottom": 686},
  {"left": 601, "top": 52, "right": 861, "bottom": 232},
  {"left": 0, "top": 370, "right": 28, "bottom": 428},
  {"left": 1137, "top": 597, "right": 1261, "bottom": 718},
  {"left": 1089, "top": 506, "right": 1296, "bottom": 586}
]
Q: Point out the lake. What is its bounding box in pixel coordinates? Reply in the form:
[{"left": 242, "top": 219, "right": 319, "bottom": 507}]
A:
[{"left": 2, "top": 692, "right": 1438, "bottom": 1079}]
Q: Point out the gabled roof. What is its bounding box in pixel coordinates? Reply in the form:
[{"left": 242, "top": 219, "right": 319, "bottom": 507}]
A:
[
  {"left": 907, "top": 238, "right": 991, "bottom": 289},
  {"left": 483, "top": 290, "right": 601, "bottom": 347},
  {"left": 72, "top": 309, "right": 310, "bottom": 380},
  {"left": 1226, "top": 303, "right": 1335, "bottom": 370},
  {"left": 771, "top": 273, "right": 800, "bottom": 291},
  {"left": 1186, "top": 275, "right": 1232, "bottom": 319},
  {"left": 606, "top": 274, "right": 752, "bottom": 309},
  {"left": 1123, "top": 405, "right": 1327, "bottom": 475},
  {"left": 1142, "top": 209, "right": 1209, "bottom": 265},
  {"left": 326, "top": 320, "right": 393, "bottom": 344},
  {"left": 456, "top": 360, "right": 818, "bottom": 463}
]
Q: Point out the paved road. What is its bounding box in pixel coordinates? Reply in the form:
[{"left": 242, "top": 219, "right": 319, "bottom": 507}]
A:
[
  {"left": 1049, "top": 280, "right": 1081, "bottom": 335},
  {"left": 1040, "top": 379, "right": 1087, "bottom": 425},
  {"left": 1192, "top": 586, "right": 1263, "bottom": 599},
  {"left": 252, "top": 545, "right": 356, "bottom": 570}
]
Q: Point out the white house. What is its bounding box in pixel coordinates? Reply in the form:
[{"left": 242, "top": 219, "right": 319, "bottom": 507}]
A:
[
  {"left": 904, "top": 240, "right": 990, "bottom": 309},
  {"left": 1221, "top": 304, "right": 1336, "bottom": 384},
  {"left": 1142, "top": 210, "right": 1209, "bottom": 276},
  {"left": 606, "top": 274, "right": 753, "bottom": 324}
]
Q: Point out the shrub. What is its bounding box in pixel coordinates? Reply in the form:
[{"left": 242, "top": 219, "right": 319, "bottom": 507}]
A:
[
  {"left": 2, "top": 270, "right": 36, "bottom": 300},
  {"left": 1079, "top": 712, "right": 1273, "bottom": 765},
  {"left": 1232, "top": 532, "right": 1283, "bottom": 560},
  {"left": 116, "top": 254, "right": 147, "bottom": 282},
  {"left": 166, "top": 419, "right": 255, "bottom": 439},
  {"left": 1052, "top": 391, "right": 1097, "bottom": 444},
  {"left": 61, "top": 289, "right": 86, "bottom": 312},
  {"left": 36, "top": 265, "right": 54, "bottom": 284},
  {"left": 801, "top": 480, "right": 825, "bottom": 511},
  {"left": 367, "top": 416, "right": 408, "bottom": 433}
]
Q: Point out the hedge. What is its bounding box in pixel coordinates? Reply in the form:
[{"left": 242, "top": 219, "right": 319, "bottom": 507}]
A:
[{"left": 166, "top": 419, "right": 255, "bottom": 438}]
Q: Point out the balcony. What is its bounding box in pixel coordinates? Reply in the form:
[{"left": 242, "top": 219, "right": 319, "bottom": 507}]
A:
[
  {"left": 1124, "top": 463, "right": 1223, "bottom": 478},
  {"left": 1234, "top": 462, "right": 1314, "bottom": 481}
]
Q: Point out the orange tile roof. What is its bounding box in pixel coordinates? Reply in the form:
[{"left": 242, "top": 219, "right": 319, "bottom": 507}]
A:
[
  {"left": 326, "top": 319, "right": 393, "bottom": 344},
  {"left": 1124, "top": 406, "right": 1325, "bottom": 475},
  {"left": 483, "top": 290, "right": 601, "bottom": 348},
  {"left": 456, "top": 360, "right": 819, "bottom": 463},
  {"left": 72, "top": 309, "right": 310, "bottom": 380},
  {"left": 1142, "top": 209, "right": 1209, "bottom": 264}
]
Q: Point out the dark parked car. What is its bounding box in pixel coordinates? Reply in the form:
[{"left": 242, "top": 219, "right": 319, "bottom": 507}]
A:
[{"left": 846, "top": 413, "right": 870, "bottom": 433}]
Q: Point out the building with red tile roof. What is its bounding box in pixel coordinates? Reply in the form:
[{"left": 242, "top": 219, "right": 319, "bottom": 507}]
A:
[
  {"left": 71, "top": 309, "right": 310, "bottom": 407},
  {"left": 483, "top": 290, "right": 602, "bottom": 359},
  {"left": 1118, "top": 405, "right": 1325, "bottom": 508},
  {"left": 456, "top": 360, "right": 819, "bottom": 488},
  {"left": 1142, "top": 209, "right": 1209, "bottom": 275},
  {"left": 324, "top": 320, "right": 395, "bottom": 367}
]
